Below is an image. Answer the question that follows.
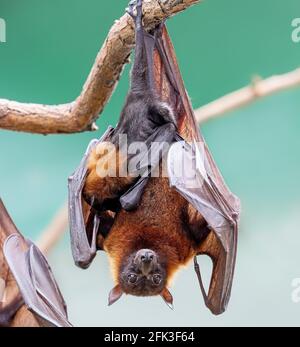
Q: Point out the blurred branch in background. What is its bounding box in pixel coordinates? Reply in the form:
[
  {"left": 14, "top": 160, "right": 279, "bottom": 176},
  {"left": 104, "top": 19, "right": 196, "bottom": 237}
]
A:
[
  {"left": 195, "top": 68, "right": 300, "bottom": 123},
  {"left": 0, "top": 0, "right": 200, "bottom": 135},
  {"left": 36, "top": 203, "right": 68, "bottom": 255}
]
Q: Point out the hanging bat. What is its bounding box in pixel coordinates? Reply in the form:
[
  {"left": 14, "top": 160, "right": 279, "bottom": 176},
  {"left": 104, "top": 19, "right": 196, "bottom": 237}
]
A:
[
  {"left": 0, "top": 199, "right": 72, "bottom": 327},
  {"left": 69, "top": 0, "right": 240, "bottom": 315}
]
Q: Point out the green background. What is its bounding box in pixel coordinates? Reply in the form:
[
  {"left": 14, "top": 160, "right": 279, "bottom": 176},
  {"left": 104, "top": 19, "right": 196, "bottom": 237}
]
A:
[{"left": 1, "top": 0, "right": 300, "bottom": 326}]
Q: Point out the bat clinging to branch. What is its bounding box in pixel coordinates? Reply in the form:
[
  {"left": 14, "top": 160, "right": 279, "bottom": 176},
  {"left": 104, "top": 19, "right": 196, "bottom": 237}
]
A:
[{"left": 69, "top": 0, "right": 240, "bottom": 315}]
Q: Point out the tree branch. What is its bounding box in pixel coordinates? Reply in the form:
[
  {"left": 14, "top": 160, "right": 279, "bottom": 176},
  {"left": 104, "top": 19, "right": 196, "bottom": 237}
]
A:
[
  {"left": 0, "top": 0, "right": 200, "bottom": 135},
  {"left": 195, "top": 68, "right": 300, "bottom": 124}
]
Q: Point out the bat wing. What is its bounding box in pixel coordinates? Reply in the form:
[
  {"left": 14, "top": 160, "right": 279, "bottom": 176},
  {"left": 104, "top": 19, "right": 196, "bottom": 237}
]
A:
[
  {"left": 0, "top": 200, "right": 24, "bottom": 326},
  {"left": 68, "top": 126, "right": 114, "bottom": 269},
  {"left": 167, "top": 141, "right": 239, "bottom": 314},
  {"left": 4, "top": 234, "right": 72, "bottom": 327},
  {"left": 120, "top": 122, "right": 176, "bottom": 211},
  {"left": 0, "top": 199, "right": 71, "bottom": 327},
  {"left": 153, "top": 26, "right": 240, "bottom": 315}
]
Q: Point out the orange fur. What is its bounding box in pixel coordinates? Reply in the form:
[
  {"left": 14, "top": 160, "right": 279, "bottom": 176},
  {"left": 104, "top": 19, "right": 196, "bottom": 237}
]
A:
[
  {"left": 104, "top": 177, "right": 198, "bottom": 285},
  {"left": 84, "top": 144, "right": 205, "bottom": 288}
]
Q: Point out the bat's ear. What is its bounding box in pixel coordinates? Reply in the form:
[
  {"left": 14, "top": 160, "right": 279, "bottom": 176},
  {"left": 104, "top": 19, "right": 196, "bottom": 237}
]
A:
[
  {"left": 160, "top": 287, "right": 174, "bottom": 310},
  {"left": 108, "top": 284, "right": 124, "bottom": 306}
]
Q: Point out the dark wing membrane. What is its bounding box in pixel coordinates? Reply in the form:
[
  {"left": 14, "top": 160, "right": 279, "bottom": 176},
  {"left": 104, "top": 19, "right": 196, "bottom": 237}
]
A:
[
  {"left": 120, "top": 122, "right": 177, "bottom": 210},
  {"left": 153, "top": 26, "right": 240, "bottom": 314},
  {"left": 152, "top": 25, "right": 200, "bottom": 141},
  {"left": 68, "top": 139, "right": 99, "bottom": 269},
  {"left": 4, "top": 234, "right": 72, "bottom": 327},
  {"left": 68, "top": 126, "right": 114, "bottom": 269},
  {"left": 0, "top": 200, "right": 24, "bottom": 326},
  {"left": 0, "top": 199, "right": 71, "bottom": 327}
]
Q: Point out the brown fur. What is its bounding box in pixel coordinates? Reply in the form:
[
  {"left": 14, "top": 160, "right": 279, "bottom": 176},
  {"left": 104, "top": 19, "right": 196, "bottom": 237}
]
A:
[
  {"left": 103, "top": 177, "right": 199, "bottom": 286},
  {"left": 10, "top": 305, "right": 40, "bottom": 327},
  {"left": 84, "top": 144, "right": 209, "bottom": 288}
]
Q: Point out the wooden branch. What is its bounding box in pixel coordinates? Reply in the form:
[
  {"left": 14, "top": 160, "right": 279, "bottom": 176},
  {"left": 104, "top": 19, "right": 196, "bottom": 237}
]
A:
[
  {"left": 0, "top": 0, "right": 200, "bottom": 135},
  {"left": 195, "top": 68, "right": 300, "bottom": 124}
]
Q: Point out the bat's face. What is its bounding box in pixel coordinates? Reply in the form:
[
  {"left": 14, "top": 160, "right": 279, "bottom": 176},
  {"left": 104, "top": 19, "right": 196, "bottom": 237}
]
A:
[
  {"left": 108, "top": 248, "right": 173, "bottom": 308},
  {"left": 119, "top": 249, "right": 167, "bottom": 296}
]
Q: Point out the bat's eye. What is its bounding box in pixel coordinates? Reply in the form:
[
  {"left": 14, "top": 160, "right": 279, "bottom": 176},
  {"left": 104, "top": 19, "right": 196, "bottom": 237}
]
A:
[
  {"left": 152, "top": 274, "right": 162, "bottom": 285},
  {"left": 128, "top": 274, "right": 138, "bottom": 284}
]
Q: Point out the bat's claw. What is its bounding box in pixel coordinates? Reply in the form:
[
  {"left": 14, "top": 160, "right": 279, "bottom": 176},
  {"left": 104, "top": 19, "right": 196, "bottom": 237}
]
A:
[
  {"left": 126, "top": 0, "right": 137, "bottom": 20},
  {"left": 126, "top": 0, "right": 143, "bottom": 21}
]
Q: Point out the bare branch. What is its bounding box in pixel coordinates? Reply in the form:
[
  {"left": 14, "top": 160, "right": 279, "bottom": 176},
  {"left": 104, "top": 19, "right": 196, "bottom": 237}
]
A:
[
  {"left": 0, "top": 0, "right": 200, "bottom": 135},
  {"left": 195, "top": 68, "right": 300, "bottom": 124}
]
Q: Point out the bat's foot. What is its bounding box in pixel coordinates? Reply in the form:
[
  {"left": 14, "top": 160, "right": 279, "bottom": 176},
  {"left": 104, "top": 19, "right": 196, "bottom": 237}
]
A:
[
  {"left": 126, "top": 0, "right": 137, "bottom": 20},
  {"left": 126, "top": 0, "right": 143, "bottom": 22}
]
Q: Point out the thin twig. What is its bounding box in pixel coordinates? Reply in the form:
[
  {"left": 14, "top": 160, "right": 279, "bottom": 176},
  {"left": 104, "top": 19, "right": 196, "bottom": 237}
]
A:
[{"left": 195, "top": 68, "right": 300, "bottom": 124}]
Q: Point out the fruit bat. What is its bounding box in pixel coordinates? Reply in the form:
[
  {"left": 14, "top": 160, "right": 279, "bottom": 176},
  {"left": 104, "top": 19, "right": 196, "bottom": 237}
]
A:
[
  {"left": 0, "top": 199, "right": 72, "bottom": 327},
  {"left": 68, "top": 0, "right": 240, "bottom": 315}
]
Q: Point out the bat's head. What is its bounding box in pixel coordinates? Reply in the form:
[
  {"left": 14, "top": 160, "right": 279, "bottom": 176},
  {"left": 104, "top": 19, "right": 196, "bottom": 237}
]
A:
[
  {"left": 119, "top": 249, "right": 166, "bottom": 295},
  {"left": 108, "top": 248, "right": 173, "bottom": 308}
]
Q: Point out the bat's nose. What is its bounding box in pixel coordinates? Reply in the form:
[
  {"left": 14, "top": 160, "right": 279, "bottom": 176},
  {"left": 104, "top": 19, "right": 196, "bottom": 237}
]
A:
[
  {"left": 135, "top": 249, "right": 157, "bottom": 275},
  {"left": 137, "top": 249, "right": 156, "bottom": 263},
  {"left": 141, "top": 250, "right": 155, "bottom": 263}
]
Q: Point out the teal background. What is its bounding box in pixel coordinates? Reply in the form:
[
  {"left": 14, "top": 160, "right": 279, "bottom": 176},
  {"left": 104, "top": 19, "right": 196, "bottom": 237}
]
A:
[{"left": 0, "top": 0, "right": 300, "bottom": 326}]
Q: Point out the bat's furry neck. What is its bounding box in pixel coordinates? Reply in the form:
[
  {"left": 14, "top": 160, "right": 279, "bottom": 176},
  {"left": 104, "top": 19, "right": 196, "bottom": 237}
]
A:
[{"left": 104, "top": 224, "right": 196, "bottom": 286}]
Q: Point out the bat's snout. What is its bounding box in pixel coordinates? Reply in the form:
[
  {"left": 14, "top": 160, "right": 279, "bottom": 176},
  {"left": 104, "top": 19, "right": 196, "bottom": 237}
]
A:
[{"left": 134, "top": 249, "right": 157, "bottom": 275}]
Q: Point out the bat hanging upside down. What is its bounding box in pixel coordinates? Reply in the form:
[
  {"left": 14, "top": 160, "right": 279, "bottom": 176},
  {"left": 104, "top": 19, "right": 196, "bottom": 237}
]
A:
[{"left": 69, "top": 0, "right": 240, "bottom": 315}]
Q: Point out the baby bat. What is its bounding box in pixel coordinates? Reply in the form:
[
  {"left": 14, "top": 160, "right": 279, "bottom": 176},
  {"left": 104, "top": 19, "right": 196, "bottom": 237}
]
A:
[
  {"left": 69, "top": 0, "right": 240, "bottom": 315},
  {"left": 0, "top": 199, "right": 71, "bottom": 327}
]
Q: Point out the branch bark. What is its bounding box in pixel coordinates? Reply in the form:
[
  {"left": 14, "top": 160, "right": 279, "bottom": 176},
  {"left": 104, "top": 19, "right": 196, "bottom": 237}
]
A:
[
  {"left": 0, "top": 0, "right": 200, "bottom": 135},
  {"left": 195, "top": 68, "right": 300, "bottom": 124}
]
